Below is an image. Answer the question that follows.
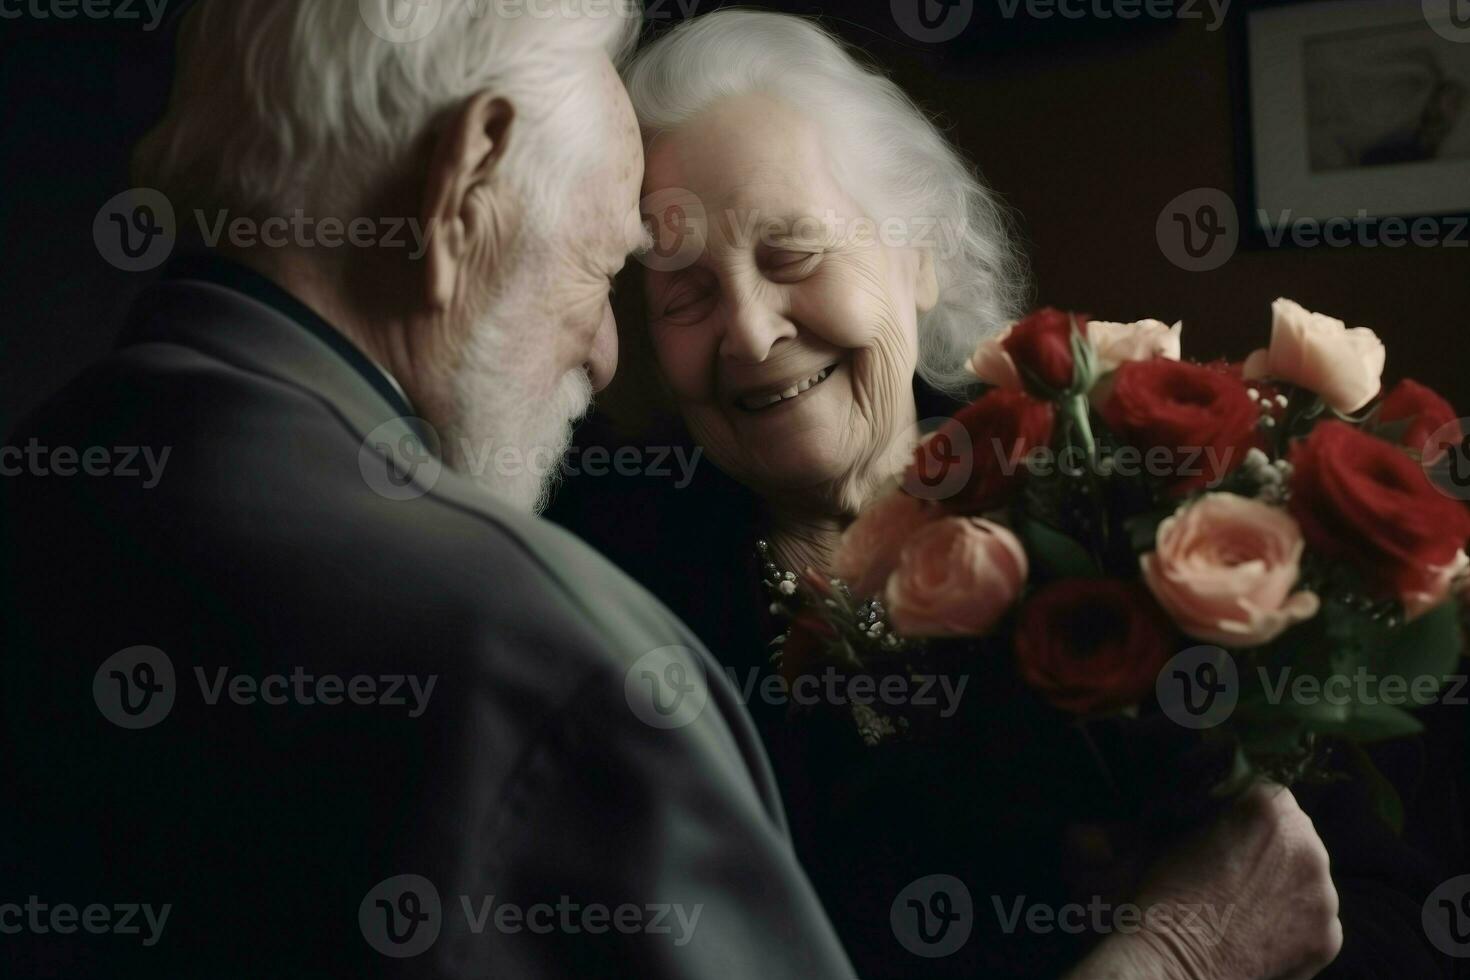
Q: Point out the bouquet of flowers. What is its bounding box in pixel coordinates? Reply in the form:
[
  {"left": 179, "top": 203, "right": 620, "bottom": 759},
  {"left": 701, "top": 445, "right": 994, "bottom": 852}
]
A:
[{"left": 768, "top": 299, "right": 1469, "bottom": 821}]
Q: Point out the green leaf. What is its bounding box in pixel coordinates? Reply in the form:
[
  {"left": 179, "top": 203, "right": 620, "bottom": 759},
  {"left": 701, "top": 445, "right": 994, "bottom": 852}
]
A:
[
  {"left": 1235, "top": 713, "right": 1309, "bottom": 756},
  {"left": 1341, "top": 741, "right": 1405, "bottom": 836},
  {"left": 1016, "top": 518, "right": 1102, "bottom": 581},
  {"left": 1369, "top": 416, "right": 1414, "bottom": 446},
  {"left": 1313, "top": 703, "right": 1424, "bottom": 742},
  {"left": 1371, "top": 602, "right": 1464, "bottom": 683},
  {"left": 1123, "top": 510, "right": 1172, "bottom": 554}
]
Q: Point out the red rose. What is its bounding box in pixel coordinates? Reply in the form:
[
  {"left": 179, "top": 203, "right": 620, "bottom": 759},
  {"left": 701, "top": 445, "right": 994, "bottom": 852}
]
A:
[
  {"left": 1288, "top": 420, "right": 1470, "bottom": 604},
  {"left": 1378, "top": 379, "right": 1460, "bottom": 461},
  {"left": 1004, "top": 308, "right": 1090, "bottom": 394},
  {"left": 906, "top": 389, "right": 1055, "bottom": 513},
  {"left": 1102, "top": 358, "right": 1261, "bottom": 493},
  {"left": 1015, "top": 579, "right": 1175, "bottom": 716}
]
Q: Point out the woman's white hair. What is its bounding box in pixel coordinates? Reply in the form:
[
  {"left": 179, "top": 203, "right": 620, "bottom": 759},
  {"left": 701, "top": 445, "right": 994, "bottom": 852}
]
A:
[
  {"left": 623, "top": 9, "right": 1028, "bottom": 400},
  {"left": 135, "top": 0, "right": 642, "bottom": 227}
]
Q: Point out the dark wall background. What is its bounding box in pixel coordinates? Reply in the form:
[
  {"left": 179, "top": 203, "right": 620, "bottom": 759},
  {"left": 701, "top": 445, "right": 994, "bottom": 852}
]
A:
[{"left": 2, "top": 0, "right": 1465, "bottom": 436}]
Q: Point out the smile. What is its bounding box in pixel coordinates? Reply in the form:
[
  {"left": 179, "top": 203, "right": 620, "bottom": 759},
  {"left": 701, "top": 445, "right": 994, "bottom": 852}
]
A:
[{"left": 737, "top": 364, "right": 838, "bottom": 412}]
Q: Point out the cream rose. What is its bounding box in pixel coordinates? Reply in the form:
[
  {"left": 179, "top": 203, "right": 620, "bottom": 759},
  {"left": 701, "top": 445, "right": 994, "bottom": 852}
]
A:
[
  {"left": 1141, "top": 493, "right": 1320, "bottom": 647},
  {"left": 1087, "top": 318, "right": 1182, "bottom": 374},
  {"left": 965, "top": 325, "right": 1023, "bottom": 390},
  {"left": 1243, "top": 299, "right": 1385, "bottom": 413},
  {"left": 832, "top": 489, "right": 938, "bottom": 599},
  {"left": 885, "top": 518, "right": 1027, "bottom": 638}
]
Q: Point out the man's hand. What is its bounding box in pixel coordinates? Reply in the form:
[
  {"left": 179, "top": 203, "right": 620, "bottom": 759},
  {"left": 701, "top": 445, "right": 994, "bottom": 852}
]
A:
[{"left": 1066, "top": 783, "right": 1341, "bottom": 980}]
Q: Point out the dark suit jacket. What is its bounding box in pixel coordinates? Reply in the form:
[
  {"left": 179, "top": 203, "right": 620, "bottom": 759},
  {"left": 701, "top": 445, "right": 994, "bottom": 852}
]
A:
[{"left": 0, "top": 268, "right": 855, "bottom": 978}]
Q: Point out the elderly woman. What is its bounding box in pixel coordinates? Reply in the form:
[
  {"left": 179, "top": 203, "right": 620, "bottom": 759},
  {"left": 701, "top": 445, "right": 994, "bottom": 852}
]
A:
[
  {"left": 552, "top": 10, "right": 1453, "bottom": 979},
  {"left": 625, "top": 11, "right": 1025, "bottom": 579}
]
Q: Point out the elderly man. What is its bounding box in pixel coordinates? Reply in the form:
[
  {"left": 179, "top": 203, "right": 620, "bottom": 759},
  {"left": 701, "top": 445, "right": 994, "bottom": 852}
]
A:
[{"left": 0, "top": 1, "right": 1340, "bottom": 977}]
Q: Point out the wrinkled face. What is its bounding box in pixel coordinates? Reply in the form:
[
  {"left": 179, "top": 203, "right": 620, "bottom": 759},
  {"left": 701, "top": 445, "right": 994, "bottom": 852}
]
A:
[
  {"left": 641, "top": 94, "right": 935, "bottom": 515},
  {"left": 450, "top": 56, "right": 647, "bottom": 513},
  {"left": 521, "top": 56, "right": 647, "bottom": 394}
]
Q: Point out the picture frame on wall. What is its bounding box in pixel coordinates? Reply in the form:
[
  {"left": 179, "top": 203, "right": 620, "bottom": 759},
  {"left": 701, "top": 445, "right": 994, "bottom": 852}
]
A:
[{"left": 1236, "top": 0, "right": 1470, "bottom": 245}]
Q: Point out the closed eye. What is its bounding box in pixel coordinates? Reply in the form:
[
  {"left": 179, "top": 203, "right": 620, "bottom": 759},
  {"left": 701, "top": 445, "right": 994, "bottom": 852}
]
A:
[
  {"left": 661, "top": 285, "right": 715, "bottom": 323},
  {"left": 763, "top": 249, "right": 822, "bottom": 282}
]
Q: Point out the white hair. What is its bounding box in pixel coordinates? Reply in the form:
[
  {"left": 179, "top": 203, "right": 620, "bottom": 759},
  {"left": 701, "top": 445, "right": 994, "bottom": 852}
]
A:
[
  {"left": 623, "top": 9, "right": 1028, "bottom": 400},
  {"left": 135, "top": 0, "right": 643, "bottom": 227}
]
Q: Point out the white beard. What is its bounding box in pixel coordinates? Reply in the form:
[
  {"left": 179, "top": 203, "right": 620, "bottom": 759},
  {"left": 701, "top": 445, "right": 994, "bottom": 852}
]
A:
[{"left": 445, "top": 315, "right": 594, "bottom": 515}]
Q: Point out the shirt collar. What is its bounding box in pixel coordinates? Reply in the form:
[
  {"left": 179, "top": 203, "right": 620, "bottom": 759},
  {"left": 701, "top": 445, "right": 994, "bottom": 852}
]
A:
[{"left": 162, "top": 252, "right": 418, "bottom": 423}]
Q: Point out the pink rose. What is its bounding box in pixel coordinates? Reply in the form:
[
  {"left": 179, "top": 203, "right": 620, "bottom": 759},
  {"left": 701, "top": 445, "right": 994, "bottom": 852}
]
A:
[
  {"left": 885, "top": 518, "right": 1027, "bottom": 638},
  {"left": 1087, "top": 318, "right": 1182, "bottom": 374},
  {"left": 1141, "top": 493, "right": 1320, "bottom": 647},
  {"left": 832, "top": 490, "right": 938, "bottom": 599},
  {"left": 1243, "top": 299, "right": 1385, "bottom": 413}
]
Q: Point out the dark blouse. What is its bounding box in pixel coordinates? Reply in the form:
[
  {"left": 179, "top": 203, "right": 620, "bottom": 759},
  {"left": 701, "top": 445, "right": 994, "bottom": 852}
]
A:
[{"left": 548, "top": 382, "right": 1466, "bottom": 980}]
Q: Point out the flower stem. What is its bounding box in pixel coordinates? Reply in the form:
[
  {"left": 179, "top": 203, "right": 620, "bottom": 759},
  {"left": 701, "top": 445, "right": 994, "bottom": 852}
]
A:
[{"left": 1065, "top": 394, "right": 1098, "bottom": 463}]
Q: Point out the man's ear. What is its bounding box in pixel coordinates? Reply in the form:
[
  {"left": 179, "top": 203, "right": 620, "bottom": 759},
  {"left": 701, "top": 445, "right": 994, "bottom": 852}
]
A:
[
  {"left": 915, "top": 247, "right": 940, "bottom": 315},
  {"left": 421, "top": 92, "right": 517, "bottom": 311}
]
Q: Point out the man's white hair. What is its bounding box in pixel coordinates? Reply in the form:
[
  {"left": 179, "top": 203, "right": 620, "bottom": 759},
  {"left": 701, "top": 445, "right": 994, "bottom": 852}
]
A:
[
  {"left": 623, "top": 9, "right": 1028, "bottom": 400},
  {"left": 135, "top": 0, "right": 642, "bottom": 225}
]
